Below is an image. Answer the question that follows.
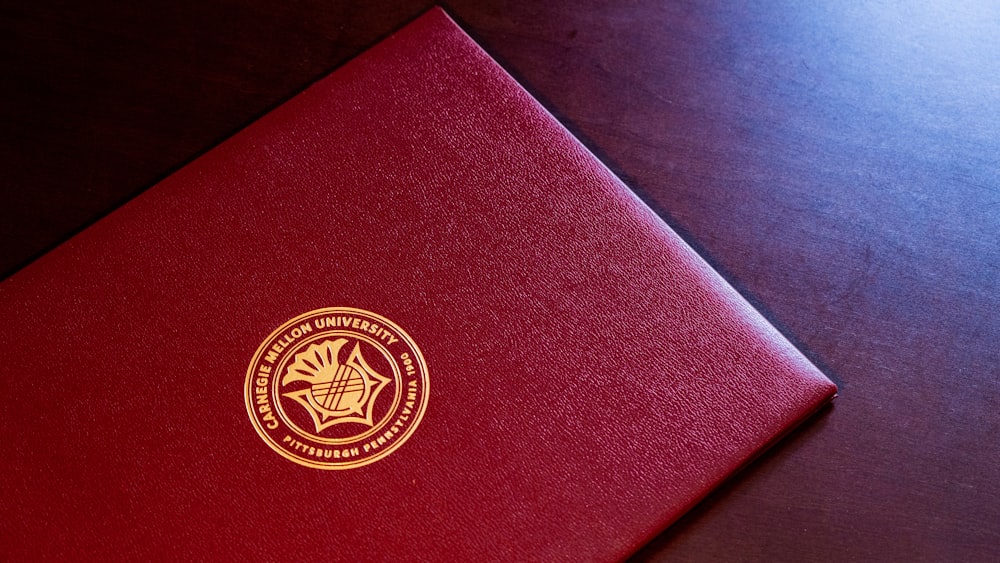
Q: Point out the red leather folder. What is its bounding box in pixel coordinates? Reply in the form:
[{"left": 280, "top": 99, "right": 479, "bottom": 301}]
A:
[{"left": 0, "top": 8, "right": 835, "bottom": 560}]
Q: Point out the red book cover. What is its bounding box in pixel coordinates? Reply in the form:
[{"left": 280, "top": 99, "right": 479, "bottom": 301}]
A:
[{"left": 0, "top": 8, "right": 835, "bottom": 560}]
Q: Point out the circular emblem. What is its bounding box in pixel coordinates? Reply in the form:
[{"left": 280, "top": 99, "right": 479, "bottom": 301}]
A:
[{"left": 245, "top": 307, "right": 429, "bottom": 469}]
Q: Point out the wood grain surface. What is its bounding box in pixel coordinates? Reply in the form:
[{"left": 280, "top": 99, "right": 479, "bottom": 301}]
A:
[{"left": 3, "top": 1, "right": 998, "bottom": 561}]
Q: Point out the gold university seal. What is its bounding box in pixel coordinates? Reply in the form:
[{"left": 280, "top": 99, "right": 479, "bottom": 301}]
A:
[{"left": 245, "top": 307, "right": 429, "bottom": 469}]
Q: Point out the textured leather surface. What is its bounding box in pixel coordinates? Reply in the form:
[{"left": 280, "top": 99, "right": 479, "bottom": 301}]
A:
[{"left": 0, "top": 8, "right": 835, "bottom": 560}]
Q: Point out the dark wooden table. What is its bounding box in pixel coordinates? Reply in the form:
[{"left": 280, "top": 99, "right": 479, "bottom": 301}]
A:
[{"left": 3, "top": 1, "right": 998, "bottom": 560}]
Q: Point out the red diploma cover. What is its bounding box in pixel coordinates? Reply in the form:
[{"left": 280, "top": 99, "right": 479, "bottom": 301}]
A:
[{"left": 0, "top": 8, "right": 836, "bottom": 560}]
